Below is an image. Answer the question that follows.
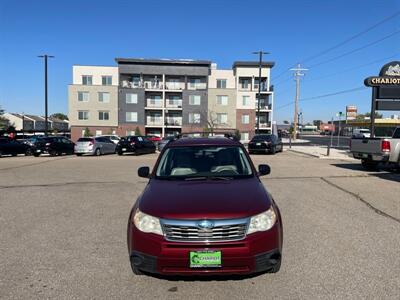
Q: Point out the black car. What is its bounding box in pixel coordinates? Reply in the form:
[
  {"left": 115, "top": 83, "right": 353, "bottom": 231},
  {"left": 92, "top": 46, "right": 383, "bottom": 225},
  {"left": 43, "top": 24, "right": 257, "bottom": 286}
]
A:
[
  {"left": 0, "top": 137, "right": 32, "bottom": 157},
  {"left": 32, "top": 136, "right": 75, "bottom": 157},
  {"left": 248, "top": 134, "right": 283, "bottom": 155},
  {"left": 116, "top": 136, "right": 156, "bottom": 155}
]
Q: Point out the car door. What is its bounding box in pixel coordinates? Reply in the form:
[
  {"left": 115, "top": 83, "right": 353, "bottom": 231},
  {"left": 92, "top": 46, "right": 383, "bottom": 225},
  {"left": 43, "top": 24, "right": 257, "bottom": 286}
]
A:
[
  {"left": 135, "top": 136, "right": 145, "bottom": 153},
  {"left": 61, "top": 138, "right": 74, "bottom": 154}
]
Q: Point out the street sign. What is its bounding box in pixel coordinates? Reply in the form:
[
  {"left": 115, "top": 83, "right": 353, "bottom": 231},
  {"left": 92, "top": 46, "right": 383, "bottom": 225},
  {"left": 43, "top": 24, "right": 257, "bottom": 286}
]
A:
[{"left": 336, "top": 112, "right": 344, "bottom": 117}]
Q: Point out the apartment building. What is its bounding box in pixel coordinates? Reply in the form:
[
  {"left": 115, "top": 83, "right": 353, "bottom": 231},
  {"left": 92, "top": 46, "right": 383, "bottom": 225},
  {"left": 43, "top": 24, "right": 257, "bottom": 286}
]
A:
[
  {"left": 68, "top": 66, "right": 119, "bottom": 140},
  {"left": 68, "top": 58, "right": 274, "bottom": 142},
  {"left": 3, "top": 113, "right": 69, "bottom": 132}
]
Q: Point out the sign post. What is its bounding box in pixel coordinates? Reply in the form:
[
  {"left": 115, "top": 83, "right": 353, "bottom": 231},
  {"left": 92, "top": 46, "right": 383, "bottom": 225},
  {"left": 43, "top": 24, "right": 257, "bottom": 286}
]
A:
[
  {"left": 336, "top": 112, "right": 344, "bottom": 147},
  {"left": 364, "top": 61, "right": 400, "bottom": 137}
]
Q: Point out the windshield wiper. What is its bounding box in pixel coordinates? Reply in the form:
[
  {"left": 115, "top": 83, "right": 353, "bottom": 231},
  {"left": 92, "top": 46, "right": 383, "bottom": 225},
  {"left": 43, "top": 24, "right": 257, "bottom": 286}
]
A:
[{"left": 184, "top": 176, "right": 233, "bottom": 181}]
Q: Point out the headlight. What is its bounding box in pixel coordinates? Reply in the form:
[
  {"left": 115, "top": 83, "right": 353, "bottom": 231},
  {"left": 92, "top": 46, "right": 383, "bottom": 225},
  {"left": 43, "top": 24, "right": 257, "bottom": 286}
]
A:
[
  {"left": 133, "top": 209, "right": 162, "bottom": 235},
  {"left": 247, "top": 207, "right": 276, "bottom": 234}
]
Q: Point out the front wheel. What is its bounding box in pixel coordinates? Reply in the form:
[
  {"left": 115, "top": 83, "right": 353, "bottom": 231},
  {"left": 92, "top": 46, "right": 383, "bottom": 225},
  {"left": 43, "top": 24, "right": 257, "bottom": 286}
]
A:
[
  {"left": 25, "top": 148, "right": 33, "bottom": 156},
  {"left": 130, "top": 261, "right": 144, "bottom": 276},
  {"left": 49, "top": 150, "right": 57, "bottom": 157},
  {"left": 76, "top": 153, "right": 83, "bottom": 157},
  {"left": 33, "top": 153, "right": 40, "bottom": 157},
  {"left": 270, "top": 146, "right": 276, "bottom": 155},
  {"left": 95, "top": 148, "right": 101, "bottom": 156}
]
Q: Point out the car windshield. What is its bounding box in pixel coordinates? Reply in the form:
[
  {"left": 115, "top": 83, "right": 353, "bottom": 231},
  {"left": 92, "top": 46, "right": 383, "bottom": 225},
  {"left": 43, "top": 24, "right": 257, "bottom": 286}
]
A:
[
  {"left": 252, "top": 135, "right": 272, "bottom": 141},
  {"left": 155, "top": 146, "right": 253, "bottom": 179}
]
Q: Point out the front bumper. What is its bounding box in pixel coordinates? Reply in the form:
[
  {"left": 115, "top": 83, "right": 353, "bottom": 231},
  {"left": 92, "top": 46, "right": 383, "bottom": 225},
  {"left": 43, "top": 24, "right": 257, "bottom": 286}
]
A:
[{"left": 128, "top": 222, "right": 282, "bottom": 276}]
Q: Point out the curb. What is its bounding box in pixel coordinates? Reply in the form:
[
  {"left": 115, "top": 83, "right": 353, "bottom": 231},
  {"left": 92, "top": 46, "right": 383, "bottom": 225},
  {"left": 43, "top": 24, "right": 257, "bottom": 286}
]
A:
[{"left": 287, "top": 149, "right": 320, "bottom": 158}]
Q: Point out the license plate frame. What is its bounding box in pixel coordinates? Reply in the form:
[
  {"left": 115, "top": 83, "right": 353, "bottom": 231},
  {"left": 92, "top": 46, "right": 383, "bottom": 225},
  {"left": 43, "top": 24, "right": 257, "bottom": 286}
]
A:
[{"left": 189, "top": 250, "right": 221, "bottom": 268}]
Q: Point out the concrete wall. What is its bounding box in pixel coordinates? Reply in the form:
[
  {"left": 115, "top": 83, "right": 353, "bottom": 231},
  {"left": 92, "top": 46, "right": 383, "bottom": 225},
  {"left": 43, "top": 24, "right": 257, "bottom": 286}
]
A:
[
  {"left": 208, "top": 69, "right": 236, "bottom": 89},
  {"left": 72, "top": 66, "right": 119, "bottom": 85},
  {"left": 68, "top": 85, "right": 119, "bottom": 127},
  {"left": 207, "top": 89, "right": 236, "bottom": 129}
]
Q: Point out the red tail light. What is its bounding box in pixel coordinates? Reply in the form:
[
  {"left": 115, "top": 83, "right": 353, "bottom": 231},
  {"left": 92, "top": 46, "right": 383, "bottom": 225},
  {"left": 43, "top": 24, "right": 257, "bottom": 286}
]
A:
[{"left": 381, "top": 140, "right": 391, "bottom": 152}]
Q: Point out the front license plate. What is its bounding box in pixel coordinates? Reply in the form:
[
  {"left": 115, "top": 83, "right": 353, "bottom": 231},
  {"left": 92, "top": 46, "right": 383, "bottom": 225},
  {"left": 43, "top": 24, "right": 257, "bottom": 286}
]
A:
[
  {"left": 122, "top": 148, "right": 127, "bottom": 151},
  {"left": 190, "top": 250, "right": 221, "bottom": 268},
  {"left": 256, "top": 143, "right": 261, "bottom": 146}
]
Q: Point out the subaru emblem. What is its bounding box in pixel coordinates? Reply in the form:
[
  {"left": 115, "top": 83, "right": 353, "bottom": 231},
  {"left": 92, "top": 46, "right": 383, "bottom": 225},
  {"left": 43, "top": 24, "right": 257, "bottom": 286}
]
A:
[{"left": 197, "top": 220, "right": 214, "bottom": 229}]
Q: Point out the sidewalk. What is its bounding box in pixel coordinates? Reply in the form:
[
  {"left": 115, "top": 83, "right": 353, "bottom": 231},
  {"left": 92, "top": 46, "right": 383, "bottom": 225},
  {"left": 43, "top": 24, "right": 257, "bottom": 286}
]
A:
[
  {"left": 287, "top": 145, "right": 356, "bottom": 160},
  {"left": 282, "top": 138, "right": 309, "bottom": 144}
]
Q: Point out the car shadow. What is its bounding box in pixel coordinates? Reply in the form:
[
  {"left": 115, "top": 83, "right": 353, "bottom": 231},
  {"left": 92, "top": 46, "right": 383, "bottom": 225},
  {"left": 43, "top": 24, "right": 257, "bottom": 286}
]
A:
[{"left": 331, "top": 163, "right": 400, "bottom": 183}]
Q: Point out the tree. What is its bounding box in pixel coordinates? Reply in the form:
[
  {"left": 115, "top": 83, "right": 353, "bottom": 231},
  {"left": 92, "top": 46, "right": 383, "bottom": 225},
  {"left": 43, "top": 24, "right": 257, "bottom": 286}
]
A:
[
  {"left": 283, "top": 120, "right": 290, "bottom": 124},
  {"left": 234, "top": 129, "right": 241, "bottom": 141},
  {"left": 134, "top": 126, "right": 142, "bottom": 136},
  {"left": 83, "top": 127, "right": 92, "bottom": 137},
  {"left": 355, "top": 112, "right": 382, "bottom": 121},
  {"left": 313, "top": 120, "right": 322, "bottom": 127},
  {"left": 0, "top": 105, "right": 9, "bottom": 130},
  {"left": 50, "top": 113, "right": 68, "bottom": 120}
]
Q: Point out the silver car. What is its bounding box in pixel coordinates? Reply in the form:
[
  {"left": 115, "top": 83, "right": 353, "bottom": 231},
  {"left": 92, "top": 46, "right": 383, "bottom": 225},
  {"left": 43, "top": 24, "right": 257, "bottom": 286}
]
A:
[
  {"left": 74, "top": 137, "right": 116, "bottom": 156},
  {"left": 99, "top": 135, "right": 121, "bottom": 145}
]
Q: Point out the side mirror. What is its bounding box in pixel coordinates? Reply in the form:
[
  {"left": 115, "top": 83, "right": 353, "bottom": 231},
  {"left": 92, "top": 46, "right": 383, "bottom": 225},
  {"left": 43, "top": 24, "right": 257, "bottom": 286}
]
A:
[
  {"left": 138, "top": 166, "right": 150, "bottom": 178},
  {"left": 258, "top": 164, "right": 271, "bottom": 176}
]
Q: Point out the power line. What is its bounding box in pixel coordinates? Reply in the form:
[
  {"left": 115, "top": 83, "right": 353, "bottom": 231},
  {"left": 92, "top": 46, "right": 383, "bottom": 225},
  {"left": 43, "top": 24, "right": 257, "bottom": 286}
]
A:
[
  {"left": 275, "top": 86, "right": 367, "bottom": 111},
  {"left": 308, "top": 29, "right": 400, "bottom": 68},
  {"left": 271, "top": 11, "right": 400, "bottom": 82},
  {"left": 300, "top": 11, "right": 400, "bottom": 64}
]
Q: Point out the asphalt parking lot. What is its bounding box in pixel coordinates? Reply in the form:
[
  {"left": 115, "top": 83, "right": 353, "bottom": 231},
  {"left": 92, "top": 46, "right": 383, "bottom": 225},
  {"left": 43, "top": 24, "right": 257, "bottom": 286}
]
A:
[{"left": 0, "top": 152, "right": 399, "bottom": 299}]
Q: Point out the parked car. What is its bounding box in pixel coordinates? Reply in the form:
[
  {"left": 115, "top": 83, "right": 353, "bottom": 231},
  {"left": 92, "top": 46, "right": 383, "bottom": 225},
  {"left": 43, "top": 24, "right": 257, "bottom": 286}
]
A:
[
  {"left": 99, "top": 135, "right": 120, "bottom": 145},
  {"left": 157, "top": 136, "right": 176, "bottom": 152},
  {"left": 145, "top": 135, "right": 162, "bottom": 143},
  {"left": 352, "top": 129, "right": 371, "bottom": 138},
  {"left": 248, "top": 134, "right": 283, "bottom": 154},
  {"left": 0, "top": 137, "right": 32, "bottom": 157},
  {"left": 128, "top": 136, "right": 282, "bottom": 276},
  {"left": 350, "top": 127, "right": 400, "bottom": 170},
  {"left": 116, "top": 136, "right": 156, "bottom": 155},
  {"left": 74, "top": 137, "right": 116, "bottom": 156},
  {"left": 32, "top": 136, "right": 75, "bottom": 157}
]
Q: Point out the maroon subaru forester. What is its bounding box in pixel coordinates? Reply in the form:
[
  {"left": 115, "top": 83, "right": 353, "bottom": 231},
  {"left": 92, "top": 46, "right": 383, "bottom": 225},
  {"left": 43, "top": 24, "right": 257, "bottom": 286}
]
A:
[{"left": 127, "top": 137, "right": 283, "bottom": 276}]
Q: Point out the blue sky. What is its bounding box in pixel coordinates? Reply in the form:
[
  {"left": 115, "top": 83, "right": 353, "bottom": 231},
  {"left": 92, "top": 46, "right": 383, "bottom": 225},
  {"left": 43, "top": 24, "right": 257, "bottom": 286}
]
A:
[{"left": 1, "top": 0, "right": 399, "bottom": 123}]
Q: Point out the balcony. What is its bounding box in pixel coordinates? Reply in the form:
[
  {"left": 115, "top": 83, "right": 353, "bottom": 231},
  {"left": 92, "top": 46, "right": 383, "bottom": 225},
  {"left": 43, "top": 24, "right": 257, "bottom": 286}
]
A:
[
  {"left": 146, "top": 117, "right": 163, "bottom": 126},
  {"left": 166, "top": 99, "right": 183, "bottom": 109},
  {"left": 146, "top": 99, "right": 163, "bottom": 108},
  {"left": 258, "top": 122, "right": 271, "bottom": 128},
  {"left": 165, "top": 117, "right": 182, "bottom": 126},
  {"left": 165, "top": 82, "right": 185, "bottom": 90},
  {"left": 255, "top": 103, "right": 272, "bottom": 110}
]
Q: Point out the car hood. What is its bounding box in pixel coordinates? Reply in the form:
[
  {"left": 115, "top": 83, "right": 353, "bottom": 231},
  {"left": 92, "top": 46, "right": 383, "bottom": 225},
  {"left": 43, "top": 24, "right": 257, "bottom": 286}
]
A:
[{"left": 138, "top": 177, "right": 271, "bottom": 220}]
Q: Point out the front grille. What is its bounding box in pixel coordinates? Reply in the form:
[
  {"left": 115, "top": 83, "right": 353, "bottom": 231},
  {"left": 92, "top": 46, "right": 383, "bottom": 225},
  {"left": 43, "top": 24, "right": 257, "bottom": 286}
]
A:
[{"left": 161, "top": 218, "right": 248, "bottom": 242}]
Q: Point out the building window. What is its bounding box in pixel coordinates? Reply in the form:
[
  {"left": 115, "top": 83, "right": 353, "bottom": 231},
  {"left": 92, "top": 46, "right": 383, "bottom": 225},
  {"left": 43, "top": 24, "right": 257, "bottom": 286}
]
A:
[
  {"left": 240, "top": 78, "right": 250, "bottom": 89},
  {"left": 95, "top": 130, "right": 102, "bottom": 136},
  {"left": 78, "top": 111, "right": 89, "bottom": 120},
  {"left": 98, "top": 92, "right": 110, "bottom": 103},
  {"left": 216, "top": 113, "right": 228, "bottom": 124},
  {"left": 126, "top": 112, "right": 138, "bottom": 122},
  {"left": 189, "top": 78, "right": 201, "bottom": 89},
  {"left": 82, "top": 75, "right": 92, "bottom": 85},
  {"left": 98, "top": 111, "right": 109, "bottom": 120},
  {"left": 189, "top": 95, "right": 201, "bottom": 105},
  {"left": 102, "top": 76, "right": 112, "bottom": 86},
  {"left": 78, "top": 91, "right": 89, "bottom": 102},
  {"left": 126, "top": 93, "right": 138, "bottom": 104},
  {"left": 216, "top": 95, "right": 228, "bottom": 106},
  {"left": 241, "top": 114, "right": 250, "bottom": 124},
  {"left": 241, "top": 132, "right": 249, "bottom": 141},
  {"left": 242, "top": 95, "right": 250, "bottom": 106},
  {"left": 216, "top": 79, "right": 227, "bottom": 89},
  {"left": 188, "top": 113, "right": 201, "bottom": 124}
]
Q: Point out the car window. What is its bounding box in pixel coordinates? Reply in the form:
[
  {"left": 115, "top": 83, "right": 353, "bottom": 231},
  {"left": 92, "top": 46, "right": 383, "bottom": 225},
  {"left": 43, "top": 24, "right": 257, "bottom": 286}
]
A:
[
  {"left": 252, "top": 135, "right": 272, "bottom": 141},
  {"left": 393, "top": 128, "right": 400, "bottom": 139},
  {"left": 156, "top": 146, "right": 253, "bottom": 179},
  {"left": 137, "top": 137, "right": 144, "bottom": 142},
  {"left": 78, "top": 138, "right": 93, "bottom": 142}
]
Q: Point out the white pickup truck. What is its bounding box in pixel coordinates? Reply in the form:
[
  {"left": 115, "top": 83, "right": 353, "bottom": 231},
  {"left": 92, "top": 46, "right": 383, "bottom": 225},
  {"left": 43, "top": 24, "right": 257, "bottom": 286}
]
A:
[{"left": 350, "top": 127, "right": 400, "bottom": 170}]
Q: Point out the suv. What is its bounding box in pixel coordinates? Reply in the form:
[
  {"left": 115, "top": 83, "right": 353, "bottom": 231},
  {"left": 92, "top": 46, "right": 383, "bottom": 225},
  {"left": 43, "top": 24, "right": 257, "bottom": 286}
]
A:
[
  {"left": 248, "top": 134, "right": 283, "bottom": 154},
  {"left": 127, "top": 137, "right": 283, "bottom": 276},
  {"left": 32, "top": 136, "right": 75, "bottom": 157},
  {"left": 116, "top": 136, "right": 156, "bottom": 155}
]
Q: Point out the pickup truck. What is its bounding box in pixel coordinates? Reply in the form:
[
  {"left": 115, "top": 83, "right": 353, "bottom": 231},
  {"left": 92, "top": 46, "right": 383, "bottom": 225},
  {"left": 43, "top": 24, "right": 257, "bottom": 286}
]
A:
[{"left": 350, "top": 127, "right": 400, "bottom": 170}]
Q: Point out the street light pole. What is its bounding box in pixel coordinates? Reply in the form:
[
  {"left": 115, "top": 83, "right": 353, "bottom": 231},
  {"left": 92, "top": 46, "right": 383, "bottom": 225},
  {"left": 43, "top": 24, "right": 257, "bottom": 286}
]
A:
[
  {"left": 38, "top": 54, "right": 54, "bottom": 136},
  {"left": 253, "top": 51, "right": 269, "bottom": 135}
]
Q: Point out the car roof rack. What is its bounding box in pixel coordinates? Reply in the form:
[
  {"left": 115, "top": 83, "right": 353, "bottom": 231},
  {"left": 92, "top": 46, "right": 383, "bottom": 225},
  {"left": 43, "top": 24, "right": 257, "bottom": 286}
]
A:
[{"left": 171, "top": 131, "right": 240, "bottom": 142}]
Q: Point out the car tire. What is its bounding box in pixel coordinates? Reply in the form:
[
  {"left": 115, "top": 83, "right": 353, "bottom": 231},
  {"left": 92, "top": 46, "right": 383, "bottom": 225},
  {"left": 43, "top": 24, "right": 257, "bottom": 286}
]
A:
[
  {"left": 33, "top": 153, "right": 40, "bottom": 157},
  {"left": 95, "top": 148, "right": 101, "bottom": 156},
  {"left": 76, "top": 153, "right": 83, "bottom": 157},
  {"left": 25, "top": 148, "right": 33, "bottom": 156},
  {"left": 270, "top": 146, "right": 276, "bottom": 155},
  {"left": 266, "top": 260, "right": 281, "bottom": 273},
  {"left": 130, "top": 262, "right": 144, "bottom": 276},
  {"left": 361, "top": 160, "right": 378, "bottom": 171},
  {"left": 12, "top": 153, "right": 18, "bottom": 157},
  {"left": 117, "top": 151, "right": 123, "bottom": 156},
  {"left": 49, "top": 150, "right": 57, "bottom": 157},
  {"left": 0, "top": 150, "right": 3, "bottom": 157}
]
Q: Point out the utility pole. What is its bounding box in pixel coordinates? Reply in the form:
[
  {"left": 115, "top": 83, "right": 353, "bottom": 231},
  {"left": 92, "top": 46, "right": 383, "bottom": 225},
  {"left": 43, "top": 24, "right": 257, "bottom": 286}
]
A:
[
  {"left": 253, "top": 51, "right": 270, "bottom": 135},
  {"left": 38, "top": 54, "right": 54, "bottom": 136},
  {"left": 290, "top": 64, "right": 308, "bottom": 140}
]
